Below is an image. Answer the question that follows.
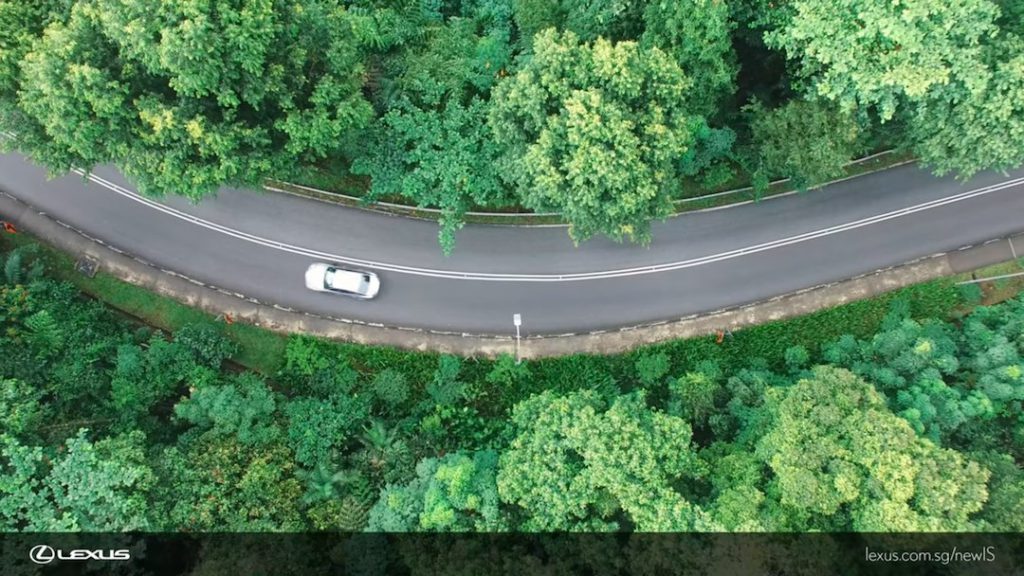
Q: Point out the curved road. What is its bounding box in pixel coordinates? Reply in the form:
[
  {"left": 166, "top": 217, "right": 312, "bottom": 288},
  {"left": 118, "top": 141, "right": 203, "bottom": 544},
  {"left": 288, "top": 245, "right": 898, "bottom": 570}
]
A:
[{"left": 1, "top": 152, "right": 1023, "bottom": 336}]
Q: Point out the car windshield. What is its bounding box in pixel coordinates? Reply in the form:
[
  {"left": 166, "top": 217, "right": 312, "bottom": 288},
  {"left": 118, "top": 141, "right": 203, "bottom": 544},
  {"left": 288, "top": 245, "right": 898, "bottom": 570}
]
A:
[{"left": 325, "top": 268, "right": 367, "bottom": 294}]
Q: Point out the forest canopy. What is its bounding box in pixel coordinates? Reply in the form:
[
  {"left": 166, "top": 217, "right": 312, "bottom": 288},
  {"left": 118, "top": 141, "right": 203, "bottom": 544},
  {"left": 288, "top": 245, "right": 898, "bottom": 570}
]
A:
[
  {"left": 1, "top": 241, "right": 1022, "bottom": 538},
  {"left": 1, "top": 0, "right": 1022, "bottom": 251}
]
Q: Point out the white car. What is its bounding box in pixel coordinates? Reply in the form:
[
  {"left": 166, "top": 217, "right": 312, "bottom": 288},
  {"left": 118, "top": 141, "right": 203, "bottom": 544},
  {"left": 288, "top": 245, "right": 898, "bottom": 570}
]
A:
[{"left": 304, "top": 263, "right": 380, "bottom": 299}]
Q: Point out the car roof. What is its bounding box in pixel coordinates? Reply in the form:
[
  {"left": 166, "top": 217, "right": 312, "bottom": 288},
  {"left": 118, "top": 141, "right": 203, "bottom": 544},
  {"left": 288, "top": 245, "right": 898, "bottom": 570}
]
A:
[{"left": 326, "top": 268, "right": 366, "bottom": 293}]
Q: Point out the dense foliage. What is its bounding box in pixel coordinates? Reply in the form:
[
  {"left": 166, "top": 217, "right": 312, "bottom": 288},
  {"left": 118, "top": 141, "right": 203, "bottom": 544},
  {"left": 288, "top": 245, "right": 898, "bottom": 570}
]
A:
[
  {"left": 489, "top": 29, "right": 697, "bottom": 244},
  {"left": 2, "top": 0, "right": 371, "bottom": 197},
  {"left": 2, "top": 0, "right": 1022, "bottom": 251},
  {"left": 2, "top": 243, "right": 1022, "bottom": 534}
]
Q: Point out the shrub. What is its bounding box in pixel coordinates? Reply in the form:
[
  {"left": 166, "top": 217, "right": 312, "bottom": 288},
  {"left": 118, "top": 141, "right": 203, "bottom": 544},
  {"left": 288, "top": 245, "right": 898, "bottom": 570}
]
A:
[
  {"left": 635, "top": 352, "right": 672, "bottom": 386},
  {"left": 175, "top": 323, "right": 237, "bottom": 368},
  {"left": 371, "top": 369, "right": 410, "bottom": 411}
]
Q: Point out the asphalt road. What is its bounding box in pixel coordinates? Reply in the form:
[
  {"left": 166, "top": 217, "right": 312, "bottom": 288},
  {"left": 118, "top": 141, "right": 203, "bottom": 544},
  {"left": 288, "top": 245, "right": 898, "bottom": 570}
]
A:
[{"left": 1, "top": 152, "right": 1023, "bottom": 336}]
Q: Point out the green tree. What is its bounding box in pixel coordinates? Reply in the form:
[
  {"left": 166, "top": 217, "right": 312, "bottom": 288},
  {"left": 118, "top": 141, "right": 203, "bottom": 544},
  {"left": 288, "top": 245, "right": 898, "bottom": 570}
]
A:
[
  {"left": 783, "top": 345, "right": 811, "bottom": 373},
  {"left": 972, "top": 451, "right": 1024, "bottom": 531},
  {"left": 0, "top": 2, "right": 48, "bottom": 96},
  {"left": 0, "top": 429, "right": 154, "bottom": 531},
  {"left": 174, "top": 323, "right": 237, "bottom": 367},
  {"left": 353, "top": 15, "right": 514, "bottom": 254},
  {"left": 285, "top": 394, "right": 370, "bottom": 468},
  {"left": 960, "top": 301, "right": 1024, "bottom": 414},
  {"left": 511, "top": 0, "right": 643, "bottom": 43},
  {"left": 374, "top": 14, "right": 511, "bottom": 110},
  {"left": 280, "top": 334, "right": 360, "bottom": 396},
  {"left": 821, "top": 308, "right": 1000, "bottom": 443},
  {"left": 756, "top": 366, "right": 990, "bottom": 531},
  {"left": 668, "top": 361, "right": 723, "bottom": 430},
  {"left": 510, "top": 0, "right": 560, "bottom": 42},
  {"left": 44, "top": 429, "right": 154, "bottom": 531},
  {"left": 368, "top": 450, "right": 506, "bottom": 531},
  {"left": 765, "top": 0, "right": 999, "bottom": 121},
  {"left": 0, "top": 434, "right": 55, "bottom": 531},
  {"left": 1, "top": 244, "right": 44, "bottom": 286},
  {"left": 953, "top": 298, "right": 1024, "bottom": 454},
  {"left": 22, "top": 309, "right": 61, "bottom": 359},
  {"left": 490, "top": 29, "right": 700, "bottom": 244},
  {"left": 568, "top": 0, "right": 645, "bottom": 41},
  {"left": 907, "top": 35, "right": 1024, "bottom": 177},
  {"left": 154, "top": 430, "right": 304, "bottom": 531},
  {"left": 640, "top": 0, "right": 737, "bottom": 118},
  {"left": 745, "top": 99, "right": 861, "bottom": 193},
  {"left": 0, "top": 278, "right": 123, "bottom": 425},
  {"left": 677, "top": 123, "right": 737, "bottom": 191},
  {"left": 703, "top": 445, "right": 769, "bottom": 530},
  {"left": 497, "top": 390, "right": 715, "bottom": 530},
  {"left": 0, "top": 0, "right": 68, "bottom": 134},
  {"left": 109, "top": 332, "right": 209, "bottom": 432},
  {"left": 174, "top": 373, "right": 280, "bottom": 445},
  {"left": 425, "top": 354, "right": 467, "bottom": 408},
  {"left": 0, "top": 379, "right": 45, "bottom": 437},
  {"left": 14, "top": 0, "right": 371, "bottom": 198},
  {"left": 342, "top": 0, "right": 427, "bottom": 53},
  {"left": 996, "top": 0, "right": 1024, "bottom": 29},
  {"left": 353, "top": 98, "right": 509, "bottom": 254},
  {"left": 298, "top": 463, "right": 361, "bottom": 504},
  {"left": 712, "top": 365, "right": 788, "bottom": 443}
]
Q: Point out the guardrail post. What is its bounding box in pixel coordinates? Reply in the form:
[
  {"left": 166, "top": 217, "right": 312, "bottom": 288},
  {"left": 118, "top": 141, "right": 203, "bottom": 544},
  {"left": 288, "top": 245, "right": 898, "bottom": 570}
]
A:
[{"left": 513, "top": 313, "right": 522, "bottom": 364}]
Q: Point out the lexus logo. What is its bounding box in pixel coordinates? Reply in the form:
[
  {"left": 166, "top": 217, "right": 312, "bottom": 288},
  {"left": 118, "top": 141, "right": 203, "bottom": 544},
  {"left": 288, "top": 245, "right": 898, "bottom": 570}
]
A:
[
  {"left": 30, "top": 544, "right": 130, "bottom": 564},
  {"left": 29, "top": 545, "right": 54, "bottom": 565}
]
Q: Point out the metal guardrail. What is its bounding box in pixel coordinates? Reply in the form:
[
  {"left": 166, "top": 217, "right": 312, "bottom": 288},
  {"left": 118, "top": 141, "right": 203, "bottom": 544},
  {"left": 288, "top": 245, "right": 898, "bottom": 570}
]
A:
[
  {"left": 272, "top": 149, "right": 900, "bottom": 218},
  {"left": 958, "top": 270, "right": 1024, "bottom": 285},
  {"left": 957, "top": 236, "right": 1023, "bottom": 284}
]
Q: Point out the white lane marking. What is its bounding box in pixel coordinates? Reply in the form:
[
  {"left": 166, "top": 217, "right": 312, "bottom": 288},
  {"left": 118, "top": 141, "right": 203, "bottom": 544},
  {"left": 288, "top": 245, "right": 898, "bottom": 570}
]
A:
[{"left": 78, "top": 169, "right": 1024, "bottom": 283}]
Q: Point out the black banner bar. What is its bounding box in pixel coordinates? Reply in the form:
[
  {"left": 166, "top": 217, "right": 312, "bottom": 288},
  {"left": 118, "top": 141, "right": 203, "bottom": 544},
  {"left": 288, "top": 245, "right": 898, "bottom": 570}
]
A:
[{"left": 1, "top": 532, "right": 1020, "bottom": 575}]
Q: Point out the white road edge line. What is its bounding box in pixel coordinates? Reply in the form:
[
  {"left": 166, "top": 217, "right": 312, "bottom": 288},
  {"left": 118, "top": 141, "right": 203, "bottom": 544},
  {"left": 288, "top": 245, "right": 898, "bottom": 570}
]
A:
[{"left": 78, "top": 169, "right": 1024, "bottom": 283}]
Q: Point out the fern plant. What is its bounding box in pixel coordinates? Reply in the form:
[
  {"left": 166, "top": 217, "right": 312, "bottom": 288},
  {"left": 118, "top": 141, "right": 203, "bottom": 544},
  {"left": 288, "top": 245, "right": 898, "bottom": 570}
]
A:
[
  {"left": 360, "top": 419, "right": 401, "bottom": 454},
  {"left": 334, "top": 496, "right": 372, "bottom": 531},
  {"left": 2, "top": 244, "right": 42, "bottom": 286},
  {"left": 3, "top": 249, "right": 24, "bottom": 285},
  {"left": 298, "top": 463, "right": 360, "bottom": 504},
  {"left": 306, "top": 494, "right": 373, "bottom": 532},
  {"left": 358, "top": 419, "right": 414, "bottom": 483},
  {"left": 24, "top": 309, "right": 62, "bottom": 357}
]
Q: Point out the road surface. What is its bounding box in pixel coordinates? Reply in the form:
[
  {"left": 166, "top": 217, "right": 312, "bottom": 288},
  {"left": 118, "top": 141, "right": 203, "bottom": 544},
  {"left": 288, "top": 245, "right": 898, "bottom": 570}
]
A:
[{"left": 1, "top": 152, "right": 1022, "bottom": 335}]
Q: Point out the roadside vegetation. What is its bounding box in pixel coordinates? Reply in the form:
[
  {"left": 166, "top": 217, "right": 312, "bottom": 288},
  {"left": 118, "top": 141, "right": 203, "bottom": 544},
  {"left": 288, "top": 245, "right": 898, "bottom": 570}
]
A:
[
  {"left": 1, "top": 1, "right": 1022, "bottom": 252},
  {"left": 2, "top": 238, "right": 1022, "bottom": 533}
]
